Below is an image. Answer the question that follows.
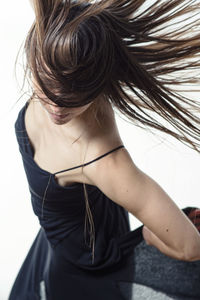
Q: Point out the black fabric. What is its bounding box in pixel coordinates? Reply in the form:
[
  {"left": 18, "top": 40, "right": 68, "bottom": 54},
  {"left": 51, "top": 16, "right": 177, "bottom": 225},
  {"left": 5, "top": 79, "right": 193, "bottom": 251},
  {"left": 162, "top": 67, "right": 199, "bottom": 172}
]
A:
[{"left": 9, "top": 100, "right": 200, "bottom": 300}]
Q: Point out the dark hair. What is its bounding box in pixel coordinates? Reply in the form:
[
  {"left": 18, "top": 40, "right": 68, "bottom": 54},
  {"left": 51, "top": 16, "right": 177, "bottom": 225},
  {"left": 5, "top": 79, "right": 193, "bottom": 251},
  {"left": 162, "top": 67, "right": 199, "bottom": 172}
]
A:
[
  {"left": 16, "top": 0, "right": 200, "bottom": 264},
  {"left": 22, "top": 0, "right": 200, "bottom": 152}
]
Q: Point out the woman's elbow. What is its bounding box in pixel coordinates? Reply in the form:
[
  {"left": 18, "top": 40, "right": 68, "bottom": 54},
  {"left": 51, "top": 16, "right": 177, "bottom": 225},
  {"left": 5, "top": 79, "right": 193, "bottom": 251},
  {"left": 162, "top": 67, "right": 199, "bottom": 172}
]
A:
[
  {"left": 183, "top": 244, "right": 200, "bottom": 262},
  {"left": 142, "top": 226, "right": 200, "bottom": 261}
]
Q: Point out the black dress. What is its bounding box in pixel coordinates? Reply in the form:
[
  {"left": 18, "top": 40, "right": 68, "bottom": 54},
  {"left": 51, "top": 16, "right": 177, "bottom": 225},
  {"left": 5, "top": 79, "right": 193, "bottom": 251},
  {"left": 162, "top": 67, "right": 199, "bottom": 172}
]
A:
[{"left": 8, "top": 100, "right": 200, "bottom": 300}]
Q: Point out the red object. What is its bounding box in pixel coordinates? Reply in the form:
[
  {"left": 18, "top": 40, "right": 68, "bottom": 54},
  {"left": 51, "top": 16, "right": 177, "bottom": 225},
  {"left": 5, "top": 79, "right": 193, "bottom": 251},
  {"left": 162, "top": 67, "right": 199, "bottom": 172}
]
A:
[{"left": 188, "top": 208, "right": 200, "bottom": 232}]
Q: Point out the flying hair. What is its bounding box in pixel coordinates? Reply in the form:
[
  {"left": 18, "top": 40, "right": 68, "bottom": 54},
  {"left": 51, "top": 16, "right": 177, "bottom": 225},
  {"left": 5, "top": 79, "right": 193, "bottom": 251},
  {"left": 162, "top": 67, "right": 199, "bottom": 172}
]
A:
[
  {"left": 20, "top": 0, "right": 200, "bottom": 152},
  {"left": 15, "top": 0, "right": 200, "bottom": 264}
]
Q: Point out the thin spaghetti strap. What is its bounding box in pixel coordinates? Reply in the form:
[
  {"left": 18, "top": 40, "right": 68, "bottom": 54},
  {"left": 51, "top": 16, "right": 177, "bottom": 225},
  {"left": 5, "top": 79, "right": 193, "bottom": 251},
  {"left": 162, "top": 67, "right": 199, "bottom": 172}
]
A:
[{"left": 54, "top": 145, "right": 125, "bottom": 175}]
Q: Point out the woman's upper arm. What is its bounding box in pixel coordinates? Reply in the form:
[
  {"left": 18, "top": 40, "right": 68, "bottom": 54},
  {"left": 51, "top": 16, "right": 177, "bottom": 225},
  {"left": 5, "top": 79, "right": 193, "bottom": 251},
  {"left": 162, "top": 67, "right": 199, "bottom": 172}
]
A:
[{"left": 86, "top": 147, "right": 200, "bottom": 258}]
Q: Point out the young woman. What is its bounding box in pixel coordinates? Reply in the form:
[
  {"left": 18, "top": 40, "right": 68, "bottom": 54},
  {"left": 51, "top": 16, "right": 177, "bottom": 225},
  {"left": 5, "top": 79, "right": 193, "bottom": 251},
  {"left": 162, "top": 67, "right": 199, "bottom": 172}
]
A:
[{"left": 9, "top": 0, "right": 200, "bottom": 299}]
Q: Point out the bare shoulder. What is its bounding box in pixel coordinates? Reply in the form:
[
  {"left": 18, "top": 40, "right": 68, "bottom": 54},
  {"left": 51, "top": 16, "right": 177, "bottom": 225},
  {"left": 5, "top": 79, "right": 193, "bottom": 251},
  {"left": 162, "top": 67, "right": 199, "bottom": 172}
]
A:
[
  {"left": 82, "top": 101, "right": 126, "bottom": 173},
  {"left": 84, "top": 143, "right": 140, "bottom": 204},
  {"left": 24, "top": 98, "right": 39, "bottom": 151}
]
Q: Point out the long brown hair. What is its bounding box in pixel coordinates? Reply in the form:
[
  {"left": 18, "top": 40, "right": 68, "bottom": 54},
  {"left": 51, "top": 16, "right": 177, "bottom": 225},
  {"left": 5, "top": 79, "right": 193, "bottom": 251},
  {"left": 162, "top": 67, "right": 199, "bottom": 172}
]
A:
[{"left": 16, "top": 0, "right": 200, "bottom": 264}]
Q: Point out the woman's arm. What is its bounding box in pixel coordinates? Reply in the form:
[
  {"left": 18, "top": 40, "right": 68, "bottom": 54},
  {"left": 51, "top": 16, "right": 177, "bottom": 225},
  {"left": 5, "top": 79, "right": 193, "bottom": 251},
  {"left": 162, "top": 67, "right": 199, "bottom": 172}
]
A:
[
  {"left": 142, "top": 225, "right": 200, "bottom": 261},
  {"left": 86, "top": 147, "right": 200, "bottom": 261},
  {"left": 143, "top": 207, "right": 200, "bottom": 261}
]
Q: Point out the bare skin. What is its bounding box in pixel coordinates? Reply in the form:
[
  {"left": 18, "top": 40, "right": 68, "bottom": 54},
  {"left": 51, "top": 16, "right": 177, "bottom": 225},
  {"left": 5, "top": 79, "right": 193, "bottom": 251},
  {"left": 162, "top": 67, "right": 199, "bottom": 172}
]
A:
[
  {"left": 25, "top": 78, "right": 200, "bottom": 261},
  {"left": 25, "top": 85, "right": 123, "bottom": 187}
]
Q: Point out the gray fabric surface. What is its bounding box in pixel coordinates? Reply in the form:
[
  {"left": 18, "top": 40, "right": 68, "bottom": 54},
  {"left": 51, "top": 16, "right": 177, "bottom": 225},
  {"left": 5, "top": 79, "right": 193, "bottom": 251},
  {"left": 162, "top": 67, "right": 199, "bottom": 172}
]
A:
[
  {"left": 117, "top": 281, "right": 198, "bottom": 300},
  {"left": 130, "top": 240, "right": 200, "bottom": 299}
]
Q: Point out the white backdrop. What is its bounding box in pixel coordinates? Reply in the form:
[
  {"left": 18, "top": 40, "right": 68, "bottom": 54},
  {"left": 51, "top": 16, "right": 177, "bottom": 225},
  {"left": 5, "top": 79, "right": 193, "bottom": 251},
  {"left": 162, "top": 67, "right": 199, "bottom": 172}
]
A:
[{"left": 0, "top": 1, "right": 200, "bottom": 299}]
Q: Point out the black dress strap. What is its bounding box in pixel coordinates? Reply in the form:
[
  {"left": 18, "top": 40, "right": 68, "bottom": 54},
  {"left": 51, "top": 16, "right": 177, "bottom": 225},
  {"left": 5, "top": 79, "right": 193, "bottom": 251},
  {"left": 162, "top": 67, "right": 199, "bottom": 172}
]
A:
[{"left": 54, "top": 145, "right": 125, "bottom": 175}]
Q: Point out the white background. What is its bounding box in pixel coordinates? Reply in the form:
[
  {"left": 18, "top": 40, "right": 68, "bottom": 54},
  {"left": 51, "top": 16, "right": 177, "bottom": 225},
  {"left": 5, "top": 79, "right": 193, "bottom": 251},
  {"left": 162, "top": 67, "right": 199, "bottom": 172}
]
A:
[{"left": 0, "top": 1, "right": 200, "bottom": 299}]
